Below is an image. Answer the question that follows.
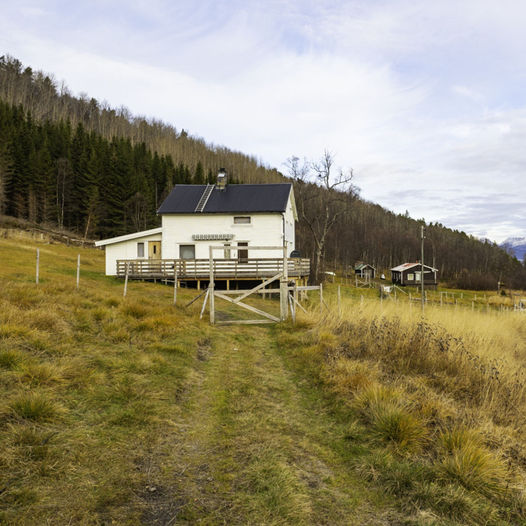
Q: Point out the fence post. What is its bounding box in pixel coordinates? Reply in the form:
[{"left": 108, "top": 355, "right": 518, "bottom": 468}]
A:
[
  {"left": 280, "top": 245, "right": 288, "bottom": 321},
  {"left": 209, "top": 247, "right": 215, "bottom": 324},
  {"left": 289, "top": 294, "right": 296, "bottom": 324},
  {"left": 76, "top": 254, "right": 80, "bottom": 290},
  {"left": 36, "top": 249, "right": 40, "bottom": 284},
  {"left": 173, "top": 264, "right": 178, "bottom": 305},
  {"left": 123, "top": 263, "right": 129, "bottom": 297}
]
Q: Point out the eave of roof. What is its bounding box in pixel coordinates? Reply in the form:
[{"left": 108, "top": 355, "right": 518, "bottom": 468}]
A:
[
  {"left": 390, "top": 262, "right": 438, "bottom": 272},
  {"left": 95, "top": 227, "right": 162, "bottom": 246},
  {"left": 355, "top": 263, "right": 375, "bottom": 270}
]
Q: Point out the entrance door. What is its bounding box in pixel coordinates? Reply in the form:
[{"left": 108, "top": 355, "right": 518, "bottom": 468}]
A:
[
  {"left": 237, "top": 242, "right": 248, "bottom": 264},
  {"left": 149, "top": 241, "right": 161, "bottom": 259}
]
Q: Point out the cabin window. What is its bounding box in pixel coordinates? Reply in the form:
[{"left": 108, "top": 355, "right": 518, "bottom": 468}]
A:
[
  {"left": 237, "top": 242, "right": 248, "bottom": 263},
  {"left": 179, "top": 245, "right": 195, "bottom": 259},
  {"left": 137, "top": 242, "right": 145, "bottom": 258},
  {"left": 415, "top": 272, "right": 421, "bottom": 282},
  {"left": 224, "top": 243, "right": 231, "bottom": 259},
  {"left": 407, "top": 273, "right": 414, "bottom": 281},
  {"left": 234, "top": 216, "right": 251, "bottom": 224}
]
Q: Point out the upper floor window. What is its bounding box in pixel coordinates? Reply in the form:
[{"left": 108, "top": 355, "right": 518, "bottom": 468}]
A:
[{"left": 234, "top": 216, "right": 251, "bottom": 224}]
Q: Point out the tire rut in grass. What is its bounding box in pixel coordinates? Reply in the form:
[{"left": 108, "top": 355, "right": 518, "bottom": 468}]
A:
[{"left": 142, "top": 326, "right": 398, "bottom": 525}]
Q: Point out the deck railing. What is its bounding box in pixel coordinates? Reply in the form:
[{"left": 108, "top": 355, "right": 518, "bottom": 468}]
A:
[{"left": 116, "top": 258, "right": 310, "bottom": 280}]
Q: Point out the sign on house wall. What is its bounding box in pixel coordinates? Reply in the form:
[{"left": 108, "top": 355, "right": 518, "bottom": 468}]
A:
[{"left": 192, "top": 234, "right": 234, "bottom": 240}]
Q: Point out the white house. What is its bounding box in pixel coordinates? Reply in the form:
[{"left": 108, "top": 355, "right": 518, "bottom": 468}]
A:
[{"left": 95, "top": 176, "right": 301, "bottom": 279}]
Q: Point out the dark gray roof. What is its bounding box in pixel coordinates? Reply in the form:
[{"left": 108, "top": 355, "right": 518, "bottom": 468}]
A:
[{"left": 157, "top": 184, "right": 292, "bottom": 214}]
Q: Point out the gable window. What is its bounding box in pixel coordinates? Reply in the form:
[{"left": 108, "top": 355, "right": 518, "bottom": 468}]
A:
[
  {"left": 234, "top": 216, "right": 251, "bottom": 224},
  {"left": 137, "top": 242, "right": 145, "bottom": 258}
]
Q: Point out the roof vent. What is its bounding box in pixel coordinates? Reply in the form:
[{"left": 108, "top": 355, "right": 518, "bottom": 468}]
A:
[{"left": 216, "top": 168, "right": 227, "bottom": 190}]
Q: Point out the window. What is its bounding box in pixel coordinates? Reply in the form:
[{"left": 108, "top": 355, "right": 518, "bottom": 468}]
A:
[
  {"left": 407, "top": 273, "right": 414, "bottom": 281},
  {"left": 234, "top": 216, "right": 251, "bottom": 224},
  {"left": 237, "top": 242, "right": 248, "bottom": 263},
  {"left": 137, "top": 242, "right": 144, "bottom": 258},
  {"left": 179, "top": 245, "right": 195, "bottom": 259},
  {"left": 224, "top": 243, "right": 231, "bottom": 259}
]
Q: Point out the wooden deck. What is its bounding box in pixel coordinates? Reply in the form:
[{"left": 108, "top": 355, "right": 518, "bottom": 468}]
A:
[{"left": 116, "top": 258, "right": 310, "bottom": 280}]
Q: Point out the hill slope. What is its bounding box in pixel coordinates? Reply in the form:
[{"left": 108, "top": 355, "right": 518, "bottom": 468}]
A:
[
  {"left": 0, "top": 236, "right": 402, "bottom": 523},
  {"left": 1, "top": 55, "right": 525, "bottom": 288},
  {"left": 1, "top": 236, "right": 525, "bottom": 524}
]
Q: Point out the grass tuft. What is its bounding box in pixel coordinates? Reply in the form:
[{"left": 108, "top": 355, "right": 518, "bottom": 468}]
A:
[
  {"left": 9, "top": 392, "right": 60, "bottom": 422},
  {"left": 121, "top": 302, "right": 149, "bottom": 319},
  {"left": 20, "top": 362, "right": 62, "bottom": 386},
  {"left": 369, "top": 403, "right": 428, "bottom": 452},
  {"left": 437, "top": 429, "right": 510, "bottom": 500},
  {"left": 0, "top": 349, "right": 23, "bottom": 369}
]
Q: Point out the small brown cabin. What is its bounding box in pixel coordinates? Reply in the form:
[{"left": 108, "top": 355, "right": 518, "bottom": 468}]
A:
[
  {"left": 391, "top": 263, "right": 438, "bottom": 287},
  {"left": 355, "top": 262, "right": 376, "bottom": 279}
]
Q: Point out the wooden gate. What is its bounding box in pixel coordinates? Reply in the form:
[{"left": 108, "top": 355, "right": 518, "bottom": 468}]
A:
[{"left": 207, "top": 245, "right": 289, "bottom": 325}]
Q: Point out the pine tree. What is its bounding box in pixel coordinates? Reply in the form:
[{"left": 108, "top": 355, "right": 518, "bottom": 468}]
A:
[{"left": 194, "top": 161, "right": 205, "bottom": 184}]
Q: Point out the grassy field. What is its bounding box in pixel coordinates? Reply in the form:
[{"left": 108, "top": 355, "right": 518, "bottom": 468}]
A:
[{"left": 1, "top": 235, "right": 525, "bottom": 525}]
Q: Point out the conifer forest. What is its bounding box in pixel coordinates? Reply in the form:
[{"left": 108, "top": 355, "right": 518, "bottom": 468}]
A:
[{"left": 1, "top": 55, "right": 525, "bottom": 288}]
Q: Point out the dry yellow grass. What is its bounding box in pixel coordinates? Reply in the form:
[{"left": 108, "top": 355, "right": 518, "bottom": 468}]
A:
[
  {"left": 282, "top": 282, "right": 526, "bottom": 522},
  {"left": 2, "top": 234, "right": 525, "bottom": 524}
]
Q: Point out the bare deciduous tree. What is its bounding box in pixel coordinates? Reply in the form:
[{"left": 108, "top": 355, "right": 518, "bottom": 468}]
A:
[{"left": 286, "top": 150, "right": 358, "bottom": 282}]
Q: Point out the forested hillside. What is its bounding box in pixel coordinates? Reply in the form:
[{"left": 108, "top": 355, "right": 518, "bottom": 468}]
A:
[{"left": 1, "top": 55, "right": 525, "bottom": 288}]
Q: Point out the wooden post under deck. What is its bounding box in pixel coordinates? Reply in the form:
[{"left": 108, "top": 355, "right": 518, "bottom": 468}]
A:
[
  {"left": 280, "top": 245, "right": 288, "bottom": 321},
  {"left": 209, "top": 247, "right": 215, "bottom": 324}
]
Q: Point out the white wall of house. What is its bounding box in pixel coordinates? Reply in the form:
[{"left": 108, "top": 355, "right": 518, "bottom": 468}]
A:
[
  {"left": 102, "top": 233, "right": 162, "bottom": 275},
  {"left": 97, "top": 191, "right": 298, "bottom": 275},
  {"left": 283, "top": 195, "right": 295, "bottom": 254},
  {"left": 161, "top": 212, "right": 292, "bottom": 260}
]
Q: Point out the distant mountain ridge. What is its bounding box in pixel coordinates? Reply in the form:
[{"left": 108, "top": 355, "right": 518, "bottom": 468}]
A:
[{"left": 501, "top": 237, "right": 526, "bottom": 262}]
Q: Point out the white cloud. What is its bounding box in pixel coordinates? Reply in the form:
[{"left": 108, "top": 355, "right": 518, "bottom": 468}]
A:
[{"left": 1, "top": 0, "right": 525, "bottom": 242}]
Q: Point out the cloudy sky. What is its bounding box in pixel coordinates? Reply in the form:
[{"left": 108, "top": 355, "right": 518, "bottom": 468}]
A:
[{"left": 1, "top": 0, "right": 525, "bottom": 242}]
